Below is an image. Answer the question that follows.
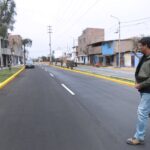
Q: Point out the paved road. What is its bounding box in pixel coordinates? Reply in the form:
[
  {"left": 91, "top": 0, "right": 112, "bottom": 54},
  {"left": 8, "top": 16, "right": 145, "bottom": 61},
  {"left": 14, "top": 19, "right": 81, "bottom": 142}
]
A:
[
  {"left": 53, "top": 63, "right": 135, "bottom": 80},
  {"left": 0, "top": 65, "right": 149, "bottom": 150}
]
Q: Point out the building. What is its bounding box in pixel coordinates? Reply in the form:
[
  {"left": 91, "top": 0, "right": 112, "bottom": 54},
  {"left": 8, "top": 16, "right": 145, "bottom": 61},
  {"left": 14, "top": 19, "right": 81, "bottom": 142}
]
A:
[
  {"left": 0, "top": 34, "right": 23, "bottom": 67},
  {"left": 0, "top": 37, "right": 8, "bottom": 67},
  {"left": 77, "top": 28, "right": 104, "bottom": 64},
  {"left": 88, "top": 38, "right": 142, "bottom": 67}
]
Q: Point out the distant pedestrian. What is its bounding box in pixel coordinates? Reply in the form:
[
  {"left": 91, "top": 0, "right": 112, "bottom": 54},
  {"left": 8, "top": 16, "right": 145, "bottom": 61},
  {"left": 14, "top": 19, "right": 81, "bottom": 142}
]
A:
[
  {"left": 127, "top": 37, "right": 150, "bottom": 145},
  {"left": 60, "top": 59, "right": 63, "bottom": 67},
  {"left": 8, "top": 59, "right": 12, "bottom": 71},
  {"left": 55, "top": 59, "right": 57, "bottom": 66}
]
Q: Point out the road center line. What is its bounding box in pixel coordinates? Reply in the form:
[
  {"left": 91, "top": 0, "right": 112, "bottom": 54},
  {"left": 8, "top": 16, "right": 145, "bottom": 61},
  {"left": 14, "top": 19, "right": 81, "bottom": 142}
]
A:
[
  {"left": 50, "top": 73, "right": 54, "bottom": 77},
  {"left": 61, "top": 84, "right": 75, "bottom": 95}
]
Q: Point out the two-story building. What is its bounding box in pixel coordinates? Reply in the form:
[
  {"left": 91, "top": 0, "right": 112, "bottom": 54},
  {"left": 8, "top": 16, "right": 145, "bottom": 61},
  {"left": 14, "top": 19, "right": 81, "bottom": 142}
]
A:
[
  {"left": 0, "top": 34, "right": 23, "bottom": 67},
  {"left": 88, "top": 38, "right": 142, "bottom": 67}
]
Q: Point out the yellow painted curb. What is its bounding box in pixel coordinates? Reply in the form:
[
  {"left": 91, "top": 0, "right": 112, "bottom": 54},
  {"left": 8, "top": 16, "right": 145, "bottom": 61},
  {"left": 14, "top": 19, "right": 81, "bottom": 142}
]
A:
[
  {"left": 0, "top": 67, "right": 25, "bottom": 89},
  {"left": 50, "top": 65, "right": 135, "bottom": 87}
]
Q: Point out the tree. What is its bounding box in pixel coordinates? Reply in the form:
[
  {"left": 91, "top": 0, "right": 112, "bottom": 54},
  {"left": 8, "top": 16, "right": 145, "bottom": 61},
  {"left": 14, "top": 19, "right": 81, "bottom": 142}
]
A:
[
  {"left": 22, "top": 39, "right": 32, "bottom": 64},
  {"left": 0, "top": 0, "right": 16, "bottom": 38},
  {"left": 41, "top": 56, "right": 47, "bottom": 62}
]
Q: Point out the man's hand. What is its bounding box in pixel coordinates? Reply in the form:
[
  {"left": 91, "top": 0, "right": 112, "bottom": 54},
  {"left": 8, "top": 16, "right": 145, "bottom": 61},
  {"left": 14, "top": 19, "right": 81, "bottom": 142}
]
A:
[{"left": 135, "top": 83, "right": 142, "bottom": 90}]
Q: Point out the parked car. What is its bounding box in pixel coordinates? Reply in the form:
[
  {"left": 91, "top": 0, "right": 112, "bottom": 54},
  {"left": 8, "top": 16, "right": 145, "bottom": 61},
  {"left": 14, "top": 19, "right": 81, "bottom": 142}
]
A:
[{"left": 25, "top": 60, "right": 35, "bottom": 68}]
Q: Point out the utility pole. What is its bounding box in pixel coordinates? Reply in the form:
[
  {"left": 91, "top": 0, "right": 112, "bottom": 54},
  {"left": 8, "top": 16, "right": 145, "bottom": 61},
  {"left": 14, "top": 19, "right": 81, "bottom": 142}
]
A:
[
  {"left": 118, "top": 21, "right": 121, "bottom": 68},
  {"left": 73, "top": 38, "right": 75, "bottom": 47},
  {"left": 111, "top": 15, "right": 121, "bottom": 67},
  {"left": 48, "top": 25, "right": 52, "bottom": 64}
]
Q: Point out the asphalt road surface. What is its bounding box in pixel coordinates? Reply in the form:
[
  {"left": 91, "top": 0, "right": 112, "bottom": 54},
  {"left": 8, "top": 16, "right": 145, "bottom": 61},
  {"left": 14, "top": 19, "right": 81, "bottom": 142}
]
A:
[{"left": 0, "top": 65, "right": 149, "bottom": 150}]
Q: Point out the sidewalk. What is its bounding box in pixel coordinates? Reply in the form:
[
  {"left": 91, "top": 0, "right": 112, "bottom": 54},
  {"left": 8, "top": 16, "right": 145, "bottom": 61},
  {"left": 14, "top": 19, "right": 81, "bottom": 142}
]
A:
[
  {"left": 0, "top": 67, "right": 7, "bottom": 71},
  {"left": 53, "top": 63, "right": 135, "bottom": 81},
  {"left": 0, "top": 65, "right": 24, "bottom": 71},
  {"left": 75, "top": 65, "right": 135, "bottom": 81}
]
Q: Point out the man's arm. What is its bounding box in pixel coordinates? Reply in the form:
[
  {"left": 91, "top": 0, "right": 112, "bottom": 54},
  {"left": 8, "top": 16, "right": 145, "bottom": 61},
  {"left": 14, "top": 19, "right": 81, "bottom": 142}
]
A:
[{"left": 136, "top": 77, "right": 150, "bottom": 90}]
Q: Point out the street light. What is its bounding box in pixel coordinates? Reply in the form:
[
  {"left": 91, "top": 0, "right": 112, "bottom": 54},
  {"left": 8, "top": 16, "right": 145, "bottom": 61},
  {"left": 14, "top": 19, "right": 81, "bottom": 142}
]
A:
[{"left": 111, "top": 15, "right": 121, "bottom": 67}]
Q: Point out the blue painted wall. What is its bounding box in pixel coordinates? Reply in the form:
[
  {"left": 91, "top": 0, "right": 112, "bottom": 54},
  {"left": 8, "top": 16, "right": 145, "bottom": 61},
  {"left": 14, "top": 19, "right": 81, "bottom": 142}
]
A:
[{"left": 102, "top": 42, "right": 114, "bottom": 55}]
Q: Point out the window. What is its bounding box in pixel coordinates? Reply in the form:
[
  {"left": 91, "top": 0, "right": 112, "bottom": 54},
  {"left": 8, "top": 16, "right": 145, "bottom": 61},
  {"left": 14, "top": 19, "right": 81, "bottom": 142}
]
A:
[
  {"left": 107, "top": 42, "right": 112, "bottom": 48},
  {"left": 1, "top": 39, "right": 8, "bottom": 48}
]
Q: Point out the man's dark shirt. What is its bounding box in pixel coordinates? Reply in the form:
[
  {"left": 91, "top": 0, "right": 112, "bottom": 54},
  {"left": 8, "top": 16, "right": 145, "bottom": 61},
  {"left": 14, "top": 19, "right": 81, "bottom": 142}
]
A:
[{"left": 135, "top": 55, "right": 150, "bottom": 93}]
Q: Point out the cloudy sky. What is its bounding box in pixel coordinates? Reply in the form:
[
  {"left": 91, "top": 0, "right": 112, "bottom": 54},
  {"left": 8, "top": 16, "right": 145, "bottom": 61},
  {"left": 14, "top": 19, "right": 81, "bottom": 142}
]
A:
[{"left": 11, "top": 0, "right": 150, "bottom": 58}]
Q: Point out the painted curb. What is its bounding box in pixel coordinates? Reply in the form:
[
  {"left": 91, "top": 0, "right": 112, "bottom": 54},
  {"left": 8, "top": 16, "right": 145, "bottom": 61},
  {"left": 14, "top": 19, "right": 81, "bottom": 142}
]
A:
[
  {"left": 50, "top": 65, "right": 135, "bottom": 87},
  {"left": 0, "top": 67, "right": 25, "bottom": 90}
]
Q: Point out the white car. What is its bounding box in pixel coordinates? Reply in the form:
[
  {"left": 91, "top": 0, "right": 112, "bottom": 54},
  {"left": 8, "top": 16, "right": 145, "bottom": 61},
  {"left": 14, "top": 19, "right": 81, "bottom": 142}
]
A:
[{"left": 25, "top": 60, "right": 35, "bottom": 68}]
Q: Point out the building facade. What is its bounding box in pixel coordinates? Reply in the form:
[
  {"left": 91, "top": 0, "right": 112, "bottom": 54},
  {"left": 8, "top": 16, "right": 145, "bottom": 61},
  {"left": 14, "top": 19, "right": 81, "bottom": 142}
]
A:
[
  {"left": 88, "top": 38, "right": 141, "bottom": 67},
  {"left": 77, "top": 28, "right": 104, "bottom": 64},
  {"left": 0, "top": 35, "right": 23, "bottom": 67}
]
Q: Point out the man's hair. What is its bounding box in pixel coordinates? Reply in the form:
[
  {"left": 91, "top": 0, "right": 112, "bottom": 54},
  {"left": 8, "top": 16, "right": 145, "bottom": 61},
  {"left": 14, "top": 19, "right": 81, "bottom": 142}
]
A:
[{"left": 139, "top": 37, "right": 150, "bottom": 48}]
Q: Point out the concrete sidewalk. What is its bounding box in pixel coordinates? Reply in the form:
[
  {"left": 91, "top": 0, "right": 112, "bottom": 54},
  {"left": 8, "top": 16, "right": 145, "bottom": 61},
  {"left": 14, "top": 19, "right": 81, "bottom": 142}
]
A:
[
  {"left": 75, "top": 65, "right": 135, "bottom": 81},
  {"left": 0, "top": 65, "right": 24, "bottom": 71}
]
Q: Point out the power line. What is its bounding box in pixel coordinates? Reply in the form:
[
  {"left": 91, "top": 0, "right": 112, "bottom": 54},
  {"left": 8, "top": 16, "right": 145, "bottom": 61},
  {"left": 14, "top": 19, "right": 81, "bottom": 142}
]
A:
[
  {"left": 54, "top": 0, "right": 77, "bottom": 27},
  {"left": 55, "top": 0, "right": 101, "bottom": 38},
  {"left": 121, "top": 17, "right": 150, "bottom": 23},
  {"left": 54, "top": 0, "right": 97, "bottom": 32},
  {"left": 109, "top": 17, "right": 150, "bottom": 33},
  {"left": 121, "top": 20, "right": 150, "bottom": 28}
]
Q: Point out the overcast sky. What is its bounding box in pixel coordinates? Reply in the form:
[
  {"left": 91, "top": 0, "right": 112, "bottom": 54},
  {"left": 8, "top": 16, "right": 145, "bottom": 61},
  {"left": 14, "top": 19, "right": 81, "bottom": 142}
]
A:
[{"left": 11, "top": 0, "right": 150, "bottom": 58}]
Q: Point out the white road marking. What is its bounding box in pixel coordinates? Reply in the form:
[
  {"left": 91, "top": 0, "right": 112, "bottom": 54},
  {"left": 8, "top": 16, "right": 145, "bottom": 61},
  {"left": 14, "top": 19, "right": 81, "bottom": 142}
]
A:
[
  {"left": 61, "top": 84, "right": 75, "bottom": 95},
  {"left": 50, "top": 73, "right": 54, "bottom": 77}
]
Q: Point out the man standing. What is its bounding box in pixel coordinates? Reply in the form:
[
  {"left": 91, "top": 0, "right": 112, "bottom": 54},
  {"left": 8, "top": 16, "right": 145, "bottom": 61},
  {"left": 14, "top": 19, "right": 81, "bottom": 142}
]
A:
[{"left": 127, "top": 37, "right": 150, "bottom": 145}]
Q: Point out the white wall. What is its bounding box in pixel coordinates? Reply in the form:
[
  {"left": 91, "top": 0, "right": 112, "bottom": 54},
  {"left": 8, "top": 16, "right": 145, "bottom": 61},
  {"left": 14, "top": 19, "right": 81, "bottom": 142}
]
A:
[{"left": 124, "top": 53, "right": 131, "bottom": 67}]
